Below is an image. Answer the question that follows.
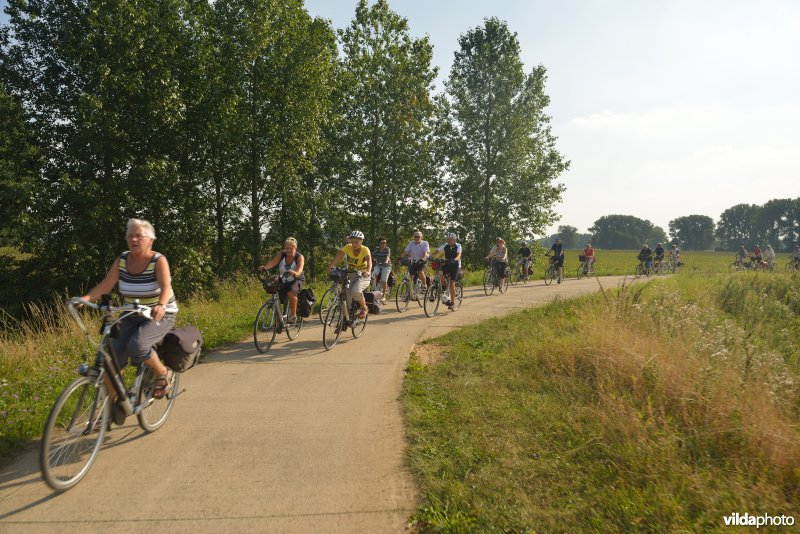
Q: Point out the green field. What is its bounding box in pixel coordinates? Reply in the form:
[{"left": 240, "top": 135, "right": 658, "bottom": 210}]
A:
[{"left": 403, "top": 272, "right": 800, "bottom": 531}]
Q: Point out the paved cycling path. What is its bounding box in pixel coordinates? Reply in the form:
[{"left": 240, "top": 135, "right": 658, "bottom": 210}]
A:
[{"left": 0, "top": 275, "right": 633, "bottom": 533}]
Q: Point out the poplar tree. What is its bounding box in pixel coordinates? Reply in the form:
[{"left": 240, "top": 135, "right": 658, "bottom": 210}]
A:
[{"left": 442, "top": 17, "right": 567, "bottom": 261}]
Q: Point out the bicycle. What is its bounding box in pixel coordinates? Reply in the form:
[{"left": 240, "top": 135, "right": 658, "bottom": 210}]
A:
[
  {"left": 652, "top": 257, "right": 667, "bottom": 275},
  {"left": 576, "top": 255, "right": 595, "bottom": 279},
  {"left": 634, "top": 260, "right": 653, "bottom": 278},
  {"left": 667, "top": 257, "right": 680, "bottom": 273},
  {"left": 543, "top": 255, "right": 561, "bottom": 285},
  {"left": 322, "top": 267, "right": 369, "bottom": 350},
  {"left": 395, "top": 258, "right": 427, "bottom": 312},
  {"left": 482, "top": 258, "right": 509, "bottom": 295},
  {"left": 253, "top": 272, "right": 304, "bottom": 353},
  {"left": 786, "top": 259, "right": 800, "bottom": 272},
  {"left": 513, "top": 257, "right": 532, "bottom": 285},
  {"left": 423, "top": 259, "right": 464, "bottom": 316},
  {"left": 41, "top": 296, "right": 181, "bottom": 492},
  {"left": 729, "top": 256, "right": 757, "bottom": 273},
  {"left": 317, "top": 278, "right": 340, "bottom": 324}
]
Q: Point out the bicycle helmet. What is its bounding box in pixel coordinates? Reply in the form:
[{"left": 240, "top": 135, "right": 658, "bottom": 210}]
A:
[
  {"left": 349, "top": 230, "right": 364, "bottom": 240},
  {"left": 447, "top": 232, "right": 457, "bottom": 240}
]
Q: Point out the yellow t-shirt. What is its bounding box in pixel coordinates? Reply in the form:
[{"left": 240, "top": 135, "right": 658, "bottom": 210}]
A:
[{"left": 341, "top": 244, "right": 371, "bottom": 271}]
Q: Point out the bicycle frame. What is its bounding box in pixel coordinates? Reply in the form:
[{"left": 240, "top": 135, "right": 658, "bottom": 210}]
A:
[{"left": 66, "top": 298, "right": 156, "bottom": 418}]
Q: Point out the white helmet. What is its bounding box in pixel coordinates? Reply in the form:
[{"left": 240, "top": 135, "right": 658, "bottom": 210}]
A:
[
  {"left": 447, "top": 232, "right": 457, "bottom": 240},
  {"left": 349, "top": 230, "right": 364, "bottom": 240}
]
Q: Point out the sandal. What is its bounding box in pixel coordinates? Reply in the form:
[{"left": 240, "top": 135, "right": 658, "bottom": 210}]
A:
[{"left": 152, "top": 369, "right": 174, "bottom": 399}]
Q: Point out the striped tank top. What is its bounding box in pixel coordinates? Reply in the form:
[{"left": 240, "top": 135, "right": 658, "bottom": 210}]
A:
[{"left": 118, "top": 251, "right": 178, "bottom": 313}]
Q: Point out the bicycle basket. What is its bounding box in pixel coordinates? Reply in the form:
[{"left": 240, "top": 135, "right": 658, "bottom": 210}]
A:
[
  {"left": 262, "top": 275, "right": 279, "bottom": 294},
  {"left": 329, "top": 268, "right": 347, "bottom": 284}
]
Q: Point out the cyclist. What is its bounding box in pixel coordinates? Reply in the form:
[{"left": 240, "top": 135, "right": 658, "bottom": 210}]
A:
[
  {"left": 485, "top": 237, "right": 509, "bottom": 287},
  {"left": 764, "top": 244, "right": 776, "bottom": 271},
  {"left": 548, "top": 237, "right": 565, "bottom": 283},
  {"left": 433, "top": 233, "right": 462, "bottom": 311},
  {"left": 400, "top": 231, "right": 431, "bottom": 295},
  {"left": 258, "top": 237, "right": 305, "bottom": 324},
  {"left": 736, "top": 245, "right": 748, "bottom": 266},
  {"left": 327, "top": 230, "right": 372, "bottom": 319},
  {"left": 517, "top": 241, "right": 533, "bottom": 276},
  {"left": 638, "top": 244, "right": 654, "bottom": 271},
  {"left": 80, "top": 218, "right": 176, "bottom": 401},
  {"left": 371, "top": 237, "right": 391, "bottom": 303},
  {"left": 583, "top": 243, "right": 595, "bottom": 274},
  {"left": 793, "top": 246, "right": 800, "bottom": 267},
  {"left": 669, "top": 244, "right": 680, "bottom": 268},
  {"left": 654, "top": 243, "right": 665, "bottom": 265},
  {"left": 751, "top": 244, "right": 762, "bottom": 264}
]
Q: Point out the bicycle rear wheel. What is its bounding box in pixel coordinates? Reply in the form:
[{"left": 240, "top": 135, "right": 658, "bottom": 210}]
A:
[
  {"left": 41, "top": 375, "right": 109, "bottom": 492},
  {"left": 452, "top": 281, "right": 463, "bottom": 310},
  {"left": 285, "top": 301, "right": 303, "bottom": 340},
  {"left": 253, "top": 301, "right": 278, "bottom": 353},
  {"left": 137, "top": 366, "right": 179, "bottom": 433},
  {"left": 396, "top": 280, "right": 410, "bottom": 312},
  {"left": 323, "top": 304, "right": 344, "bottom": 350},
  {"left": 423, "top": 282, "right": 441, "bottom": 317},
  {"left": 498, "top": 273, "right": 509, "bottom": 293},
  {"left": 351, "top": 302, "right": 368, "bottom": 338}
]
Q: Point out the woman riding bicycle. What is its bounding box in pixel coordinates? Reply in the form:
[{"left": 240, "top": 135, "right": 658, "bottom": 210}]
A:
[
  {"left": 485, "top": 237, "right": 508, "bottom": 287},
  {"left": 328, "top": 230, "right": 372, "bottom": 319},
  {"left": 259, "top": 237, "right": 305, "bottom": 323},
  {"left": 80, "top": 218, "right": 176, "bottom": 401}
]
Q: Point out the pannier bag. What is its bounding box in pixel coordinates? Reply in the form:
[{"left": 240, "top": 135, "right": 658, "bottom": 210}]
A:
[
  {"left": 578, "top": 254, "right": 586, "bottom": 262},
  {"left": 363, "top": 290, "right": 383, "bottom": 314},
  {"left": 297, "top": 288, "right": 316, "bottom": 318},
  {"left": 456, "top": 268, "right": 465, "bottom": 281},
  {"left": 159, "top": 325, "right": 203, "bottom": 373},
  {"left": 387, "top": 271, "right": 396, "bottom": 288}
]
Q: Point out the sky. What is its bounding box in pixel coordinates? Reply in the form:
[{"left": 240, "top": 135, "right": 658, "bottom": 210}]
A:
[{"left": 3, "top": 1, "right": 799, "bottom": 237}]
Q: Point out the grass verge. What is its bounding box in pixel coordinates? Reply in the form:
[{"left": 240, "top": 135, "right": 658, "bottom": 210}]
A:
[{"left": 403, "top": 272, "right": 800, "bottom": 531}]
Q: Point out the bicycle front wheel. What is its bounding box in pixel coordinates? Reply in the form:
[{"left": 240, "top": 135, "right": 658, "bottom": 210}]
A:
[
  {"left": 483, "top": 270, "right": 493, "bottom": 295},
  {"left": 544, "top": 267, "right": 553, "bottom": 286},
  {"left": 137, "top": 366, "right": 180, "bottom": 433},
  {"left": 323, "top": 304, "right": 344, "bottom": 350},
  {"left": 318, "top": 287, "right": 336, "bottom": 324},
  {"left": 254, "top": 301, "right": 278, "bottom": 353},
  {"left": 41, "top": 375, "right": 110, "bottom": 492},
  {"left": 635, "top": 264, "right": 644, "bottom": 278},
  {"left": 423, "top": 282, "right": 441, "bottom": 317},
  {"left": 396, "top": 280, "right": 410, "bottom": 312}
]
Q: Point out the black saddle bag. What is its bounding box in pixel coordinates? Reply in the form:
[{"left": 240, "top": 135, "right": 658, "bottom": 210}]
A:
[
  {"left": 159, "top": 325, "right": 203, "bottom": 372},
  {"left": 363, "top": 290, "right": 383, "bottom": 314},
  {"left": 297, "top": 288, "right": 316, "bottom": 318}
]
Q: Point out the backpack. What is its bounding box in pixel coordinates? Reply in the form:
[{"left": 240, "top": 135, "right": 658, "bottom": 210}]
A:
[
  {"left": 158, "top": 325, "right": 203, "bottom": 373},
  {"left": 297, "top": 287, "right": 316, "bottom": 318},
  {"left": 363, "top": 290, "right": 383, "bottom": 314}
]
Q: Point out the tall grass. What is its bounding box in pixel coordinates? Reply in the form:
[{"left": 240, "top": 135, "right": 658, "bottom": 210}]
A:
[{"left": 404, "top": 272, "right": 800, "bottom": 531}]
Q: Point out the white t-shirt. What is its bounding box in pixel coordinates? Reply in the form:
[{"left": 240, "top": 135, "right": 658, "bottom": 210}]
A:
[{"left": 404, "top": 240, "right": 430, "bottom": 261}]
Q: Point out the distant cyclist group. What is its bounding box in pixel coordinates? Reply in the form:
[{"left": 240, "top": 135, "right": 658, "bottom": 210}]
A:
[
  {"left": 635, "top": 242, "right": 682, "bottom": 277},
  {"left": 731, "top": 244, "right": 800, "bottom": 272}
]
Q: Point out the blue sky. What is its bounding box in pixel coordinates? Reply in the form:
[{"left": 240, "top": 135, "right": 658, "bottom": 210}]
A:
[{"left": 4, "top": 1, "right": 799, "bottom": 236}]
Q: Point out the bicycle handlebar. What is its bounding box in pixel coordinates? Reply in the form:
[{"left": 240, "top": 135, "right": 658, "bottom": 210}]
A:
[{"left": 67, "top": 297, "right": 153, "bottom": 342}]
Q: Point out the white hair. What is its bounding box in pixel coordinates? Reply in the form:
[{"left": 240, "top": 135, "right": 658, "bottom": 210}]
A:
[{"left": 126, "top": 218, "right": 156, "bottom": 239}]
